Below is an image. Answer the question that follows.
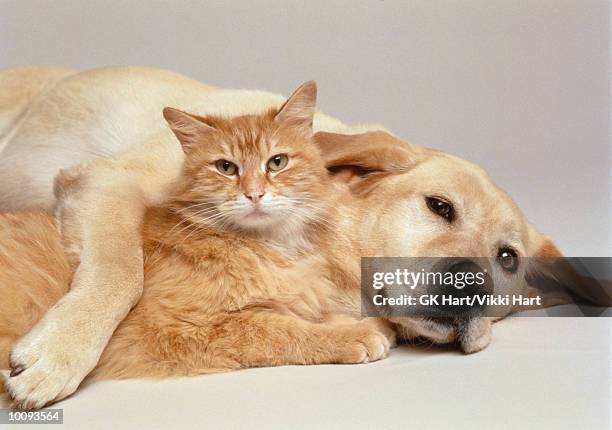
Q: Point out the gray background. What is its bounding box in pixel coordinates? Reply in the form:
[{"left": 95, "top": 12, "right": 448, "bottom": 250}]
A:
[{"left": 1, "top": 0, "right": 610, "bottom": 256}]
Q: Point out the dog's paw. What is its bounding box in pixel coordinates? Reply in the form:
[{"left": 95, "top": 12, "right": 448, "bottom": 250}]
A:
[
  {"left": 5, "top": 332, "right": 98, "bottom": 409},
  {"left": 336, "top": 324, "right": 391, "bottom": 364}
]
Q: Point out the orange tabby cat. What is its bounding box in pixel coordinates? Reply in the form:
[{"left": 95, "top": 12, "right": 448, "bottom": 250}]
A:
[{"left": 0, "top": 82, "right": 391, "bottom": 389}]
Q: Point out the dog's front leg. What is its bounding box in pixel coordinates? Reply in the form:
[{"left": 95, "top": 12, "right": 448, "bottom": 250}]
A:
[{"left": 5, "top": 140, "right": 183, "bottom": 409}]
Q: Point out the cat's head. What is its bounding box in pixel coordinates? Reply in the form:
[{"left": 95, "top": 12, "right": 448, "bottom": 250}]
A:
[{"left": 163, "top": 81, "right": 330, "bottom": 235}]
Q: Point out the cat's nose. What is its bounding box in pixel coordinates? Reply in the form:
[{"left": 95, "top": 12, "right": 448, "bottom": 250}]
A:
[{"left": 244, "top": 191, "right": 265, "bottom": 204}]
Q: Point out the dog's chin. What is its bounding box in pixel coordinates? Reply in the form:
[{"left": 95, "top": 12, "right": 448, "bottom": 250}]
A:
[
  {"left": 391, "top": 317, "right": 457, "bottom": 345},
  {"left": 456, "top": 317, "right": 492, "bottom": 354},
  {"left": 391, "top": 316, "right": 492, "bottom": 354}
]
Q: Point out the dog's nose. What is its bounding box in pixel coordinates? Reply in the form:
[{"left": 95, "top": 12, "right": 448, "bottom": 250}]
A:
[
  {"left": 434, "top": 259, "right": 493, "bottom": 317},
  {"left": 244, "top": 191, "right": 265, "bottom": 203}
]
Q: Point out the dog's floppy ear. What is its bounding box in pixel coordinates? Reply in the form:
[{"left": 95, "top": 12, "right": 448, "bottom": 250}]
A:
[
  {"left": 519, "top": 235, "right": 612, "bottom": 312},
  {"left": 314, "top": 131, "right": 420, "bottom": 191},
  {"left": 533, "top": 237, "right": 563, "bottom": 258},
  {"left": 314, "top": 130, "right": 415, "bottom": 173},
  {"left": 516, "top": 237, "right": 571, "bottom": 312}
]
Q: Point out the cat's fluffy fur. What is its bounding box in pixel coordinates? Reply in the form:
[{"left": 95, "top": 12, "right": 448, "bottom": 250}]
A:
[
  {"left": 0, "top": 84, "right": 393, "bottom": 384},
  {"left": 0, "top": 67, "right": 391, "bottom": 409},
  {"left": 0, "top": 211, "right": 71, "bottom": 365}
]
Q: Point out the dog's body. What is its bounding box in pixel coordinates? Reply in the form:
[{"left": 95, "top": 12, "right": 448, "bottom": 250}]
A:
[
  {"left": 0, "top": 66, "right": 564, "bottom": 409},
  {"left": 0, "top": 66, "right": 373, "bottom": 211}
]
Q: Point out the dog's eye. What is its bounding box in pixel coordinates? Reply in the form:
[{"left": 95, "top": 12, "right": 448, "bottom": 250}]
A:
[
  {"left": 425, "top": 197, "right": 454, "bottom": 222},
  {"left": 497, "top": 248, "right": 518, "bottom": 273}
]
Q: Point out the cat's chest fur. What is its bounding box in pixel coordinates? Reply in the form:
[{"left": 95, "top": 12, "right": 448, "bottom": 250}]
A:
[{"left": 137, "top": 208, "right": 331, "bottom": 320}]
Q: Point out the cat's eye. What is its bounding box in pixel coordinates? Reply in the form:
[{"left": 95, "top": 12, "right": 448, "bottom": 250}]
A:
[
  {"left": 497, "top": 247, "right": 519, "bottom": 273},
  {"left": 215, "top": 159, "right": 238, "bottom": 176},
  {"left": 425, "top": 196, "right": 454, "bottom": 222},
  {"left": 267, "top": 154, "right": 289, "bottom": 172}
]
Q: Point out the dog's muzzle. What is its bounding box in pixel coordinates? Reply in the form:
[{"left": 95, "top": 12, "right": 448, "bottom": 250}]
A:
[{"left": 432, "top": 259, "right": 493, "bottom": 318}]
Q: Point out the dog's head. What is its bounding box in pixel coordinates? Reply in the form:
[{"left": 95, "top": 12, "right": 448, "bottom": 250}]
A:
[{"left": 315, "top": 130, "right": 568, "bottom": 353}]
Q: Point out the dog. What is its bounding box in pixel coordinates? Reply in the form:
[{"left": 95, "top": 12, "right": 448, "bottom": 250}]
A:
[{"left": 0, "top": 66, "right": 578, "bottom": 408}]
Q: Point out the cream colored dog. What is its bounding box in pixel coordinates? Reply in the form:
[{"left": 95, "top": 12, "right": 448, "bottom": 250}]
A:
[{"left": 0, "top": 66, "right": 570, "bottom": 409}]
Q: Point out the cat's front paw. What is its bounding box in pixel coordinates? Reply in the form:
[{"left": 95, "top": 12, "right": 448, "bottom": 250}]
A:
[
  {"left": 335, "top": 324, "right": 391, "bottom": 364},
  {"left": 5, "top": 325, "right": 100, "bottom": 409}
]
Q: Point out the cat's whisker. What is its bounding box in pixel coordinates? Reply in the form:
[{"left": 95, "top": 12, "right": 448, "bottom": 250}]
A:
[
  {"left": 145, "top": 221, "right": 202, "bottom": 268},
  {"left": 181, "top": 208, "right": 221, "bottom": 219},
  {"left": 175, "top": 212, "right": 231, "bottom": 246},
  {"left": 173, "top": 204, "right": 212, "bottom": 215},
  {"left": 276, "top": 205, "right": 335, "bottom": 230},
  {"left": 194, "top": 212, "right": 228, "bottom": 225},
  {"left": 165, "top": 207, "right": 221, "bottom": 236},
  {"left": 173, "top": 197, "right": 227, "bottom": 207},
  {"left": 176, "top": 224, "right": 207, "bottom": 247},
  {"left": 282, "top": 197, "right": 320, "bottom": 203},
  {"left": 276, "top": 201, "right": 328, "bottom": 219},
  {"left": 146, "top": 216, "right": 200, "bottom": 264},
  {"left": 173, "top": 200, "right": 227, "bottom": 214},
  {"left": 167, "top": 210, "right": 222, "bottom": 242}
]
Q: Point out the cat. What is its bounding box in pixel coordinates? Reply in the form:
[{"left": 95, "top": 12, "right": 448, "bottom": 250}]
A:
[{"left": 0, "top": 81, "right": 391, "bottom": 392}]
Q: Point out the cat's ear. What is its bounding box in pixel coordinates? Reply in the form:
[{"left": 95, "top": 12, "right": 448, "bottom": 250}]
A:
[
  {"left": 163, "top": 107, "right": 216, "bottom": 153},
  {"left": 274, "top": 81, "right": 317, "bottom": 132}
]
